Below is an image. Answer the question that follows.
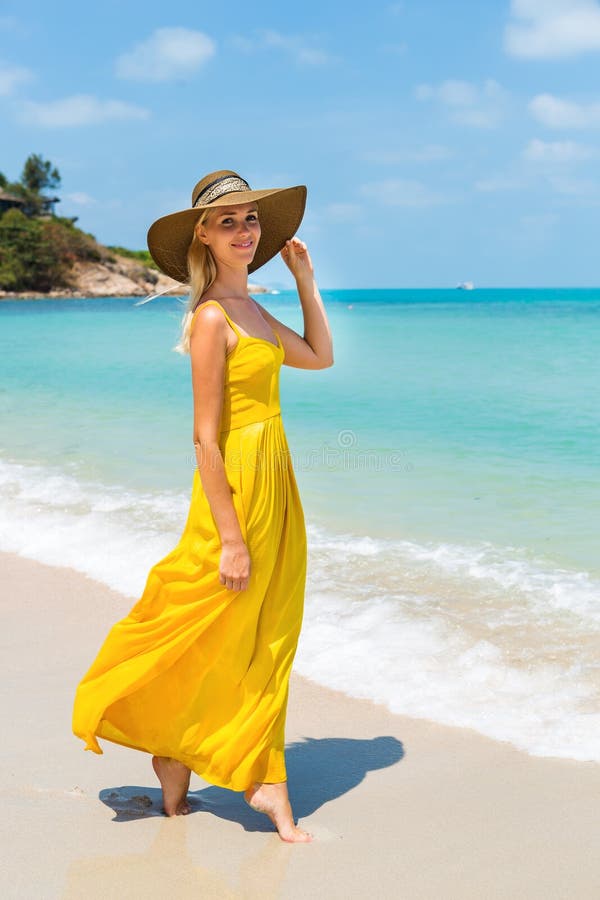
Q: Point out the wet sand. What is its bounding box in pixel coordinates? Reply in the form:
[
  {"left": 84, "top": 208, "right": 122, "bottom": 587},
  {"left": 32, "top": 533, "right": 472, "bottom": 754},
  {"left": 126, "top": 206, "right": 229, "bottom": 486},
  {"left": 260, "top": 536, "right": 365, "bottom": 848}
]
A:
[{"left": 1, "top": 550, "right": 599, "bottom": 899}]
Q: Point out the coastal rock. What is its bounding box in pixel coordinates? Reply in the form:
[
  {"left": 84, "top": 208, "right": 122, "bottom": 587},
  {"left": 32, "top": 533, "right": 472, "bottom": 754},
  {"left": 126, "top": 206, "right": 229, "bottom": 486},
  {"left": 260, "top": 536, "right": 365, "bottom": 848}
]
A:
[{"left": 0, "top": 254, "right": 270, "bottom": 300}]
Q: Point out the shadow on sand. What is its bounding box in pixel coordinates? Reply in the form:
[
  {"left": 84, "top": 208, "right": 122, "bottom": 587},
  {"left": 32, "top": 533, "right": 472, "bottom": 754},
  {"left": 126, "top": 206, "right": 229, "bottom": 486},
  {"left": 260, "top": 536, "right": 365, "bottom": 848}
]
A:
[{"left": 100, "top": 734, "right": 404, "bottom": 831}]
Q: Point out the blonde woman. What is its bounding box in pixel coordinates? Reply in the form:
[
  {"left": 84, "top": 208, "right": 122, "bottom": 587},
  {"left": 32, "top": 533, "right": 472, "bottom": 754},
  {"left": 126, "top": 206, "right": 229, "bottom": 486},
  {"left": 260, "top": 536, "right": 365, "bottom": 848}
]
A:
[{"left": 73, "top": 170, "right": 334, "bottom": 843}]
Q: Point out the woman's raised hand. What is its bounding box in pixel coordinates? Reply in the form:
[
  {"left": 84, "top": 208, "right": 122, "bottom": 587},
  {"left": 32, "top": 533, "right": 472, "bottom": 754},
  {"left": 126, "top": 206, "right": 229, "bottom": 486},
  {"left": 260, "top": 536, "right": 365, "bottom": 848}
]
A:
[
  {"left": 219, "top": 539, "right": 251, "bottom": 592},
  {"left": 280, "top": 237, "right": 314, "bottom": 280}
]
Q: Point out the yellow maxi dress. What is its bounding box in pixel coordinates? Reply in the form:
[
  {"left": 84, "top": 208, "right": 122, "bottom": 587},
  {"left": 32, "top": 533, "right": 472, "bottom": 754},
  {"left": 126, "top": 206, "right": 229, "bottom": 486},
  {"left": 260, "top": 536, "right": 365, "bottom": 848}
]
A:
[{"left": 72, "top": 300, "right": 307, "bottom": 792}]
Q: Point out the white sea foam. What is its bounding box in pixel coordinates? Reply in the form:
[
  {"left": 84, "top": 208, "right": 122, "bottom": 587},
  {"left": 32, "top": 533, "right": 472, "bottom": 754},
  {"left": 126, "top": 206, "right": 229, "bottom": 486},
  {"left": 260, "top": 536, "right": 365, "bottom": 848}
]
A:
[
  {"left": 1, "top": 457, "right": 599, "bottom": 762},
  {"left": 294, "top": 522, "right": 600, "bottom": 761},
  {"left": 0, "top": 459, "right": 187, "bottom": 597}
]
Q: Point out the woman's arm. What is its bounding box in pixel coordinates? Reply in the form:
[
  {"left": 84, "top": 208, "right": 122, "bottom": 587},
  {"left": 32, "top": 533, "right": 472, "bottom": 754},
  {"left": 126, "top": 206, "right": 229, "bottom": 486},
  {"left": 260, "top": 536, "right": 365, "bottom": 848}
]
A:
[
  {"left": 190, "top": 304, "right": 251, "bottom": 591},
  {"left": 254, "top": 238, "right": 334, "bottom": 370}
]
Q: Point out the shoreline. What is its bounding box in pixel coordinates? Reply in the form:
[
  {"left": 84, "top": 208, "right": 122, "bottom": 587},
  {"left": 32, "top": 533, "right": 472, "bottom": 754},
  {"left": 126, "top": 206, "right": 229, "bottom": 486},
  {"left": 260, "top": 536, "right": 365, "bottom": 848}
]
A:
[
  {"left": 0, "top": 247, "right": 272, "bottom": 301},
  {"left": 0, "top": 284, "right": 272, "bottom": 301},
  {"left": 2, "top": 549, "right": 600, "bottom": 898}
]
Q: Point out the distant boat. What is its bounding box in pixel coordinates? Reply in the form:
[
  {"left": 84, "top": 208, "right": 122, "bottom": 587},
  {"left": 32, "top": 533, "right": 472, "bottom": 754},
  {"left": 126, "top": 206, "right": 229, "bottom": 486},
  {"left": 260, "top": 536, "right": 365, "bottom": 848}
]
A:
[{"left": 457, "top": 281, "right": 474, "bottom": 290}]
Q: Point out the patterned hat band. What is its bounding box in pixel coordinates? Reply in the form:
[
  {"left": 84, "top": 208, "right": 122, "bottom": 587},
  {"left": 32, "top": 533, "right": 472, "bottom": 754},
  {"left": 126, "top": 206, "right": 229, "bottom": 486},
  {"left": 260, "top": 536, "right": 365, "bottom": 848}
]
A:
[{"left": 193, "top": 175, "right": 251, "bottom": 208}]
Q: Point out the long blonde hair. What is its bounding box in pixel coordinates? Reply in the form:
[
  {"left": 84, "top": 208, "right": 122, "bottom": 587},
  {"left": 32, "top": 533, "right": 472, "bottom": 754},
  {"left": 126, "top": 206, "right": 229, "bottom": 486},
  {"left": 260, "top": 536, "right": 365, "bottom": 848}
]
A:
[{"left": 173, "top": 208, "right": 218, "bottom": 355}]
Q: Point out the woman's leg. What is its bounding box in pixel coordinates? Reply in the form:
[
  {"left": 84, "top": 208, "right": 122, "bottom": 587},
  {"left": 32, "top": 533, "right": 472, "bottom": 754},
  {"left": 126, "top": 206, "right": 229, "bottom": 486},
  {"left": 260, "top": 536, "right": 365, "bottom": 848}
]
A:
[
  {"left": 152, "top": 756, "right": 192, "bottom": 816},
  {"left": 244, "top": 780, "right": 313, "bottom": 842}
]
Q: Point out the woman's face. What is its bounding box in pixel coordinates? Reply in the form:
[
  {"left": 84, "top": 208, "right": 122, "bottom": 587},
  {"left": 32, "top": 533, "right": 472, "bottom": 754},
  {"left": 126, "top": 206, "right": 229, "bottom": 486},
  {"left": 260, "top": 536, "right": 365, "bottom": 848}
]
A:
[{"left": 196, "top": 201, "right": 261, "bottom": 270}]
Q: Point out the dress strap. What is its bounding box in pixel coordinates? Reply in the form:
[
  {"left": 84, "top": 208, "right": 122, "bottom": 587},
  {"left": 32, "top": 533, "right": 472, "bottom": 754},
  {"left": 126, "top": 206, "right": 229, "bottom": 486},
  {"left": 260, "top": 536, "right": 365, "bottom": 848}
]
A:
[{"left": 191, "top": 300, "right": 244, "bottom": 340}]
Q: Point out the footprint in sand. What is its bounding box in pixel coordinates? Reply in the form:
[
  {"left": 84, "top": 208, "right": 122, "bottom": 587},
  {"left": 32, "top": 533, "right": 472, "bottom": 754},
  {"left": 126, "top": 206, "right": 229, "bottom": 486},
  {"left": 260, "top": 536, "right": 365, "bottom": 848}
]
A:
[
  {"left": 102, "top": 789, "right": 160, "bottom": 818},
  {"left": 65, "top": 786, "right": 86, "bottom": 798},
  {"left": 26, "top": 785, "right": 87, "bottom": 799},
  {"left": 107, "top": 790, "right": 152, "bottom": 808},
  {"left": 299, "top": 821, "right": 343, "bottom": 842}
]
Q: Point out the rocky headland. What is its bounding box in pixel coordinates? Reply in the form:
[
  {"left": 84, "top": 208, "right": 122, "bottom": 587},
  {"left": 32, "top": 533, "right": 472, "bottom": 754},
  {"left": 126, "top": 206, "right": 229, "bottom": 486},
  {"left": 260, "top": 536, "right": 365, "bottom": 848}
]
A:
[{"left": 0, "top": 250, "right": 269, "bottom": 300}]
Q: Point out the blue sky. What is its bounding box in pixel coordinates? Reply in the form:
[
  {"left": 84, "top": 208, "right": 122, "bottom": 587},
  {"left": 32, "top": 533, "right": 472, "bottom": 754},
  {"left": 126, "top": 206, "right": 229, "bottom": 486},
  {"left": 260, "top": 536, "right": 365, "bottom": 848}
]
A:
[{"left": 2, "top": 1, "right": 600, "bottom": 288}]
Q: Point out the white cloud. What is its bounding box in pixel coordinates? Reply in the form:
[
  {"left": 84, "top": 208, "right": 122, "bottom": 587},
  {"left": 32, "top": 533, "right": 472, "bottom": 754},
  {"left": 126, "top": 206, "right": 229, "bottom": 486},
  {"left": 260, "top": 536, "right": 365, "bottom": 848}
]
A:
[
  {"left": 229, "top": 35, "right": 253, "bottom": 52},
  {"left": 244, "top": 170, "right": 297, "bottom": 189},
  {"left": 0, "top": 61, "right": 33, "bottom": 96},
  {"left": 381, "top": 42, "right": 408, "bottom": 55},
  {"left": 65, "top": 192, "right": 95, "bottom": 206},
  {"left": 523, "top": 138, "right": 595, "bottom": 162},
  {"left": 521, "top": 212, "right": 559, "bottom": 228},
  {"left": 295, "top": 47, "right": 331, "bottom": 66},
  {"left": 116, "top": 27, "right": 215, "bottom": 82},
  {"left": 516, "top": 212, "right": 560, "bottom": 244},
  {"left": 475, "top": 163, "right": 599, "bottom": 202},
  {"left": 475, "top": 173, "right": 527, "bottom": 192},
  {"left": 19, "top": 95, "right": 150, "bottom": 127},
  {"left": 359, "top": 178, "right": 446, "bottom": 207},
  {"left": 414, "top": 83, "right": 434, "bottom": 102},
  {"left": 529, "top": 93, "right": 600, "bottom": 128},
  {"left": 324, "top": 202, "right": 363, "bottom": 221},
  {"left": 546, "top": 173, "right": 599, "bottom": 195},
  {"left": 505, "top": 0, "right": 600, "bottom": 59},
  {"left": 362, "top": 144, "right": 453, "bottom": 164},
  {"left": 438, "top": 81, "right": 479, "bottom": 106},
  {"left": 415, "top": 79, "right": 507, "bottom": 128},
  {"left": 230, "top": 30, "right": 334, "bottom": 65}
]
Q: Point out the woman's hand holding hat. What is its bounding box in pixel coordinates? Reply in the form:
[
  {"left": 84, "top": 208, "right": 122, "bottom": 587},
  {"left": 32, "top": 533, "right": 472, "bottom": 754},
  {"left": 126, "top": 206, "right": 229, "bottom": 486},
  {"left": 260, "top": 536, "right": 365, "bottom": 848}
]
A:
[{"left": 281, "top": 237, "right": 314, "bottom": 280}]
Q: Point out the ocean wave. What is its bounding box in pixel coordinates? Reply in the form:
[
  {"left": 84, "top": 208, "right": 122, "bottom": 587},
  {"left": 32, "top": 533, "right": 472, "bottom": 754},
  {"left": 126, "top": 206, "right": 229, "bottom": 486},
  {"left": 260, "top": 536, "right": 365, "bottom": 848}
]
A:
[{"left": 1, "top": 456, "right": 598, "bottom": 763}]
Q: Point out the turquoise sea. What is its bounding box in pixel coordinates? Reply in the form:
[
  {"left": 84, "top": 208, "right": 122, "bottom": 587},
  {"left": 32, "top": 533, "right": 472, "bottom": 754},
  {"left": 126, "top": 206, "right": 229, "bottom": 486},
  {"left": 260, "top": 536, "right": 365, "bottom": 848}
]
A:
[{"left": 1, "top": 289, "right": 599, "bottom": 761}]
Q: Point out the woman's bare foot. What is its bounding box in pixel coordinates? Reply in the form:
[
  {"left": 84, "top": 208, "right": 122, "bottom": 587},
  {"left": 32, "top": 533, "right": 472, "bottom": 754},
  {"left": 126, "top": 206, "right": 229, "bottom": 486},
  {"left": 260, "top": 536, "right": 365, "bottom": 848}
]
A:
[
  {"left": 152, "top": 756, "right": 192, "bottom": 816},
  {"left": 244, "top": 780, "right": 313, "bottom": 843}
]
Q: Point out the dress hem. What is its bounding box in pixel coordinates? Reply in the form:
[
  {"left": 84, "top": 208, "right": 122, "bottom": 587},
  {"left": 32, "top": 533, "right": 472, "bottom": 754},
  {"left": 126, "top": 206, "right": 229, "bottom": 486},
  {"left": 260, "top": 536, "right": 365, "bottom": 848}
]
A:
[{"left": 77, "top": 729, "right": 288, "bottom": 793}]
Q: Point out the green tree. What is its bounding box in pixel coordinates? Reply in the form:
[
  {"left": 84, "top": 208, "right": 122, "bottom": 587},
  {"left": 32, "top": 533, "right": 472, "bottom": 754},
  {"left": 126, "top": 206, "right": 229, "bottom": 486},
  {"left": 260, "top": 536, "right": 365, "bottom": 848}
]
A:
[
  {"left": 0, "top": 208, "right": 63, "bottom": 290},
  {"left": 0, "top": 208, "right": 104, "bottom": 291},
  {"left": 21, "top": 153, "right": 61, "bottom": 194}
]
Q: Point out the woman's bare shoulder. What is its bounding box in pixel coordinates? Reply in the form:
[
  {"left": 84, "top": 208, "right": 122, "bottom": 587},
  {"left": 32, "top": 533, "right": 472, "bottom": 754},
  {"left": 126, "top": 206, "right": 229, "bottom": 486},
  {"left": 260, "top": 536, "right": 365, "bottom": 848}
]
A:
[
  {"left": 190, "top": 300, "right": 228, "bottom": 344},
  {"left": 191, "top": 298, "right": 228, "bottom": 325}
]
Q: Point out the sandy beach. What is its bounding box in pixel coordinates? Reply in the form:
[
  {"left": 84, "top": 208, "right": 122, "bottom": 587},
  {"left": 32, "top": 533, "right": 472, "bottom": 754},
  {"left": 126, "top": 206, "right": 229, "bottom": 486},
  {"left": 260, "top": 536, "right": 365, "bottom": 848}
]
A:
[{"left": 0, "top": 550, "right": 598, "bottom": 899}]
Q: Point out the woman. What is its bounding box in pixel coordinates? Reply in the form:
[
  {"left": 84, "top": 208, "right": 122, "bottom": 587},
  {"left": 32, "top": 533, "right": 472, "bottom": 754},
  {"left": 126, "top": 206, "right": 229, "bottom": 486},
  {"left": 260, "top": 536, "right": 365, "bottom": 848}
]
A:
[{"left": 72, "top": 170, "right": 334, "bottom": 843}]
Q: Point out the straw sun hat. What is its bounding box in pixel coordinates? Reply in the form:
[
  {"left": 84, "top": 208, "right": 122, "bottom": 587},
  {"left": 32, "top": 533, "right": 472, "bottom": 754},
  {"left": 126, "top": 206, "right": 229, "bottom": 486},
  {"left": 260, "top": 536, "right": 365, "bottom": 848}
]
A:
[{"left": 146, "top": 170, "right": 307, "bottom": 282}]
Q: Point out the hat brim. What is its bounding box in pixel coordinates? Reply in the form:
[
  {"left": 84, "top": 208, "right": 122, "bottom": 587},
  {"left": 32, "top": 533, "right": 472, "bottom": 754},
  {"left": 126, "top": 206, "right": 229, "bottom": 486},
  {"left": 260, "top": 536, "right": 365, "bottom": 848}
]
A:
[{"left": 146, "top": 185, "right": 307, "bottom": 282}]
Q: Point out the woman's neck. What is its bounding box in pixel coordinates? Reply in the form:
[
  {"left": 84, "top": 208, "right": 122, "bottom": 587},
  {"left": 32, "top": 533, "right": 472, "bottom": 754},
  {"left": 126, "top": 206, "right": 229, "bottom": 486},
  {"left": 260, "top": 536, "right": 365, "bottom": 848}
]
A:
[{"left": 208, "top": 268, "right": 249, "bottom": 302}]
